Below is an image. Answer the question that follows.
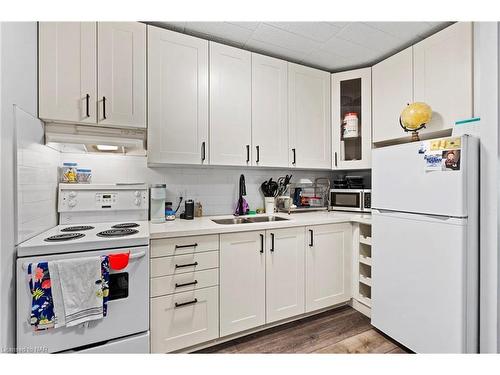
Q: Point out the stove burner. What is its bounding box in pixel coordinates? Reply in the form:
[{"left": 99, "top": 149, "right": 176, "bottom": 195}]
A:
[
  {"left": 112, "top": 223, "right": 140, "bottom": 229},
  {"left": 61, "top": 225, "right": 95, "bottom": 232},
  {"left": 96, "top": 228, "right": 139, "bottom": 238},
  {"left": 44, "top": 233, "right": 85, "bottom": 242}
]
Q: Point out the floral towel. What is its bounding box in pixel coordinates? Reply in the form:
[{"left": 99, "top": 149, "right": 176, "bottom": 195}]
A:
[
  {"left": 28, "top": 262, "right": 55, "bottom": 330},
  {"left": 100, "top": 255, "right": 110, "bottom": 317}
]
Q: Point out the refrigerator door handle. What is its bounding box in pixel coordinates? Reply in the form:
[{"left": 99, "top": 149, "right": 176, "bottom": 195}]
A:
[{"left": 372, "top": 208, "right": 463, "bottom": 221}]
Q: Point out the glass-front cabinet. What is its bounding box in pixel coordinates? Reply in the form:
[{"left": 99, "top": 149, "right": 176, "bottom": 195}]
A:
[{"left": 331, "top": 67, "right": 372, "bottom": 170}]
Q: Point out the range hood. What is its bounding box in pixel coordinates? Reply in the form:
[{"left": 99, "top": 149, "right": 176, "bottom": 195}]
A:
[{"left": 44, "top": 123, "right": 147, "bottom": 155}]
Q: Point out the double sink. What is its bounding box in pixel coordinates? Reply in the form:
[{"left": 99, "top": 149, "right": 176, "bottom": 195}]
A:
[{"left": 212, "top": 216, "right": 290, "bottom": 225}]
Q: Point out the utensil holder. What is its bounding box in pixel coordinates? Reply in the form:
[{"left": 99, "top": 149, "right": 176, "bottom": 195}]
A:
[{"left": 265, "top": 197, "right": 276, "bottom": 214}]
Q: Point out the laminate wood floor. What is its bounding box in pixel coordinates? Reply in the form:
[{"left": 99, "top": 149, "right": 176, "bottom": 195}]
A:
[{"left": 197, "top": 306, "right": 411, "bottom": 354}]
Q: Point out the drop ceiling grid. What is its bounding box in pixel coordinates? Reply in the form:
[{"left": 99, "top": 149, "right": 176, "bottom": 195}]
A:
[{"left": 148, "top": 22, "right": 451, "bottom": 72}]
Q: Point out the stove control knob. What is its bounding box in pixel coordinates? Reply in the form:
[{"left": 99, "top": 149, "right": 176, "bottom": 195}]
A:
[
  {"left": 68, "top": 199, "right": 77, "bottom": 208},
  {"left": 134, "top": 198, "right": 141, "bottom": 206},
  {"left": 134, "top": 191, "right": 141, "bottom": 197},
  {"left": 69, "top": 191, "right": 77, "bottom": 198}
]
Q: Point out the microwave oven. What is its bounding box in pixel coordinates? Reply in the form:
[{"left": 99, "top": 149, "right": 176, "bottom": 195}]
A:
[{"left": 330, "top": 189, "right": 371, "bottom": 212}]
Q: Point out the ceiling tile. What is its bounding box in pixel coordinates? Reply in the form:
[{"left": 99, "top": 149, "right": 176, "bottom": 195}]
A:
[
  {"left": 250, "top": 23, "right": 321, "bottom": 54},
  {"left": 336, "top": 23, "right": 402, "bottom": 52},
  {"left": 322, "top": 36, "right": 380, "bottom": 62},
  {"left": 184, "top": 22, "right": 254, "bottom": 45},
  {"left": 266, "top": 22, "right": 342, "bottom": 42},
  {"left": 148, "top": 22, "right": 186, "bottom": 32},
  {"left": 245, "top": 39, "right": 309, "bottom": 62},
  {"left": 301, "top": 49, "right": 353, "bottom": 71},
  {"left": 226, "top": 22, "right": 261, "bottom": 31},
  {"left": 368, "top": 22, "right": 437, "bottom": 41}
]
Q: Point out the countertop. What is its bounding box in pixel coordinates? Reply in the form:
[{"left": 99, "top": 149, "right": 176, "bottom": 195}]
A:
[{"left": 149, "top": 211, "right": 372, "bottom": 239}]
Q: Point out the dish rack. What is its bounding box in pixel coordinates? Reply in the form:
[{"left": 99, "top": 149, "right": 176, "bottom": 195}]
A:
[{"left": 277, "top": 178, "right": 330, "bottom": 213}]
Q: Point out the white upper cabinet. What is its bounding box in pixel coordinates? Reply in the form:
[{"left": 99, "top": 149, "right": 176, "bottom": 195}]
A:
[
  {"left": 98, "top": 22, "right": 147, "bottom": 128},
  {"left": 372, "top": 47, "right": 413, "bottom": 144},
  {"left": 413, "top": 22, "right": 473, "bottom": 135},
  {"left": 305, "top": 223, "right": 352, "bottom": 312},
  {"left": 147, "top": 27, "right": 209, "bottom": 165},
  {"left": 38, "top": 22, "right": 97, "bottom": 124},
  {"left": 288, "top": 63, "right": 331, "bottom": 169},
  {"left": 220, "top": 231, "right": 266, "bottom": 337},
  {"left": 210, "top": 42, "right": 252, "bottom": 166},
  {"left": 331, "top": 67, "right": 372, "bottom": 170},
  {"left": 251, "top": 53, "right": 289, "bottom": 167},
  {"left": 265, "top": 228, "right": 305, "bottom": 323}
]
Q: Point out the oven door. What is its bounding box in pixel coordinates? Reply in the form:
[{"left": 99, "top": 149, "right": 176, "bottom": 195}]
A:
[
  {"left": 16, "top": 246, "right": 149, "bottom": 353},
  {"left": 330, "top": 190, "right": 363, "bottom": 212}
]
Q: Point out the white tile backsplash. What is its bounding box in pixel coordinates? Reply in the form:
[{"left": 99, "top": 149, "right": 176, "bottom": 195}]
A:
[
  {"left": 62, "top": 152, "right": 334, "bottom": 216},
  {"left": 15, "top": 107, "right": 59, "bottom": 243}
]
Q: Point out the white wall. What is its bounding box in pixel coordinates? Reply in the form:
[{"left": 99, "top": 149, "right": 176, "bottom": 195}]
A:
[
  {"left": 0, "top": 22, "right": 39, "bottom": 351},
  {"left": 474, "top": 22, "right": 500, "bottom": 353},
  {"left": 60, "top": 152, "right": 334, "bottom": 216}
]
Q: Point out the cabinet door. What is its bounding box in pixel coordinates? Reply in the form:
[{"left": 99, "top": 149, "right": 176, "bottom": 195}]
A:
[
  {"left": 331, "top": 67, "right": 372, "bottom": 170},
  {"left": 372, "top": 47, "right": 413, "bottom": 143},
  {"left": 413, "top": 22, "right": 473, "bottom": 135},
  {"left": 220, "top": 231, "right": 265, "bottom": 336},
  {"left": 148, "top": 27, "right": 209, "bottom": 165},
  {"left": 38, "top": 22, "right": 97, "bottom": 124},
  {"left": 252, "top": 53, "right": 288, "bottom": 167},
  {"left": 210, "top": 42, "right": 251, "bottom": 166},
  {"left": 288, "top": 63, "right": 331, "bottom": 169},
  {"left": 266, "top": 228, "right": 305, "bottom": 323},
  {"left": 305, "top": 223, "right": 352, "bottom": 312},
  {"left": 98, "top": 22, "right": 146, "bottom": 128}
]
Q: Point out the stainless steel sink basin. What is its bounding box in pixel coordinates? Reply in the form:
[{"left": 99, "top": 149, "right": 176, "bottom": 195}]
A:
[
  {"left": 212, "top": 218, "right": 251, "bottom": 225},
  {"left": 211, "top": 216, "right": 290, "bottom": 225},
  {"left": 246, "top": 216, "right": 290, "bottom": 223}
]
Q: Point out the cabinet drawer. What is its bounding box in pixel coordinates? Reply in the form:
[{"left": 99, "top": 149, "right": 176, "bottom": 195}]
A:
[
  {"left": 150, "top": 268, "right": 219, "bottom": 297},
  {"left": 151, "top": 235, "right": 219, "bottom": 258},
  {"left": 151, "top": 286, "right": 219, "bottom": 353},
  {"left": 151, "top": 251, "right": 219, "bottom": 278}
]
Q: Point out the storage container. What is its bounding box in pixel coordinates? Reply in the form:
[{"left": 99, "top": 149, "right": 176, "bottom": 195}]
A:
[
  {"left": 76, "top": 168, "right": 92, "bottom": 183},
  {"left": 60, "top": 162, "right": 78, "bottom": 183}
]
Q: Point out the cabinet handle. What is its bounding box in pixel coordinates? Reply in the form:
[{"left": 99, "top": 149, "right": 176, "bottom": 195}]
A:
[
  {"left": 292, "top": 148, "right": 296, "bottom": 165},
  {"left": 260, "top": 234, "right": 264, "bottom": 253},
  {"left": 256, "top": 145, "right": 260, "bottom": 163},
  {"left": 201, "top": 142, "right": 206, "bottom": 161},
  {"left": 175, "top": 298, "right": 198, "bottom": 308},
  {"left": 175, "top": 243, "right": 198, "bottom": 249},
  {"left": 334, "top": 152, "right": 338, "bottom": 167},
  {"left": 175, "top": 261, "right": 198, "bottom": 269},
  {"left": 270, "top": 233, "right": 275, "bottom": 252},
  {"left": 175, "top": 280, "right": 198, "bottom": 288},
  {"left": 85, "top": 94, "right": 90, "bottom": 118},
  {"left": 102, "top": 96, "right": 107, "bottom": 120},
  {"left": 246, "top": 145, "right": 250, "bottom": 163},
  {"left": 309, "top": 229, "right": 314, "bottom": 247}
]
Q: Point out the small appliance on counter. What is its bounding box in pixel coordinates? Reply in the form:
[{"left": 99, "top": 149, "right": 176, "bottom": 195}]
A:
[
  {"left": 330, "top": 189, "right": 371, "bottom": 212},
  {"left": 180, "top": 199, "right": 195, "bottom": 220},
  {"left": 150, "top": 184, "right": 167, "bottom": 223}
]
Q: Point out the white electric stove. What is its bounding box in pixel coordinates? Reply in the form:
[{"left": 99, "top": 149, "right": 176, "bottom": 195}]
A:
[{"left": 16, "top": 184, "right": 151, "bottom": 353}]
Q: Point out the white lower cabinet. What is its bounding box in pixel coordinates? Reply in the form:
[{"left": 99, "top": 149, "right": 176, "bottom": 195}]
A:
[
  {"left": 149, "top": 235, "right": 220, "bottom": 353},
  {"left": 265, "top": 228, "right": 305, "bottom": 323},
  {"left": 150, "top": 286, "right": 219, "bottom": 353},
  {"left": 219, "top": 231, "right": 266, "bottom": 336},
  {"left": 305, "top": 223, "right": 352, "bottom": 312}
]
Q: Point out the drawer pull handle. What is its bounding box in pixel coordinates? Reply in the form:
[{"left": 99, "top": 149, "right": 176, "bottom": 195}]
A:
[
  {"left": 175, "top": 280, "right": 198, "bottom": 288},
  {"left": 175, "top": 243, "right": 198, "bottom": 249},
  {"left": 309, "top": 229, "right": 314, "bottom": 247},
  {"left": 175, "top": 261, "right": 198, "bottom": 269},
  {"left": 175, "top": 298, "right": 198, "bottom": 308},
  {"left": 270, "top": 233, "right": 275, "bottom": 252}
]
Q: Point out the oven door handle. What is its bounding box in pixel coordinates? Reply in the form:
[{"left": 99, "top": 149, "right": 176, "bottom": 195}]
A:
[{"left": 21, "top": 250, "right": 147, "bottom": 270}]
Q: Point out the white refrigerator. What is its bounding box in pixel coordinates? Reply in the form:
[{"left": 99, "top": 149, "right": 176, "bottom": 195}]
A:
[{"left": 371, "top": 135, "right": 479, "bottom": 353}]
